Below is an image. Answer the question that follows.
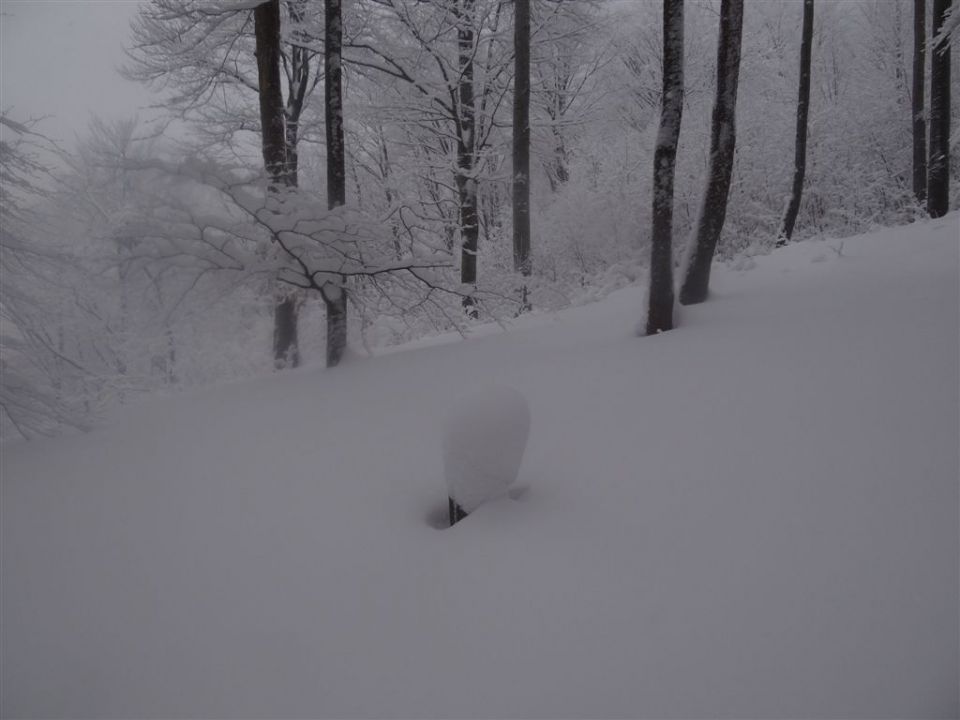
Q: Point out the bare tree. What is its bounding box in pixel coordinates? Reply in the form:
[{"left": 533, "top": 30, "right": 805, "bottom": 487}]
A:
[
  {"left": 254, "top": 0, "right": 300, "bottom": 369},
  {"left": 913, "top": 0, "right": 927, "bottom": 204},
  {"left": 455, "top": 0, "right": 482, "bottom": 317},
  {"left": 513, "top": 0, "right": 531, "bottom": 310},
  {"left": 530, "top": 1, "right": 608, "bottom": 193},
  {"left": 927, "top": 0, "right": 952, "bottom": 218},
  {"left": 127, "top": 0, "right": 325, "bottom": 368},
  {"left": 645, "top": 0, "right": 684, "bottom": 336},
  {"left": 348, "top": 0, "right": 513, "bottom": 318},
  {"left": 0, "top": 115, "right": 83, "bottom": 438},
  {"left": 323, "top": 0, "right": 349, "bottom": 366},
  {"left": 679, "top": 0, "right": 744, "bottom": 306},
  {"left": 776, "top": 0, "right": 814, "bottom": 246}
]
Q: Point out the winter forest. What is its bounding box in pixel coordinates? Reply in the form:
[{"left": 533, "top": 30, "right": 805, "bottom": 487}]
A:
[
  {"left": 1, "top": 0, "right": 959, "bottom": 717},
  {"left": 1, "top": 0, "right": 955, "bottom": 437}
]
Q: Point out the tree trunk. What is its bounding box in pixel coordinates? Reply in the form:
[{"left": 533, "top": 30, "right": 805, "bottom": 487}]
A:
[
  {"left": 284, "top": 0, "right": 310, "bottom": 187},
  {"left": 273, "top": 296, "right": 300, "bottom": 368},
  {"left": 927, "top": 0, "right": 952, "bottom": 218},
  {"left": 913, "top": 0, "right": 927, "bottom": 204},
  {"left": 255, "top": 0, "right": 286, "bottom": 185},
  {"left": 448, "top": 497, "right": 468, "bottom": 526},
  {"left": 513, "top": 0, "right": 532, "bottom": 311},
  {"left": 255, "top": 0, "right": 300, "bottom": 370},
  {"left": 324, "top": 0, "right": 348, "bottom": 367},
  {"left": 645, "top": 0, "right": 684, "bottom": 336},
  {"left": 777, "top": 0, "right": 814, "bottom": 247},
  {"left": 679, "top": 0, "right": 744, "bottom": 306},
  {"left": 456, "top": 0, "right": 480, "bottom": 318}
]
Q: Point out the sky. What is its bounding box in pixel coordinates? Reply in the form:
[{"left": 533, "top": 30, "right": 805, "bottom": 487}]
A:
[{"left": 0, "top": 0, "right": 154, "bottom": 149}]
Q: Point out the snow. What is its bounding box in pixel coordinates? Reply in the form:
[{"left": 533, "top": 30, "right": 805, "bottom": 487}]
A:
[
  {"left": 2, "top": 216, "right": 958, "bottom": 718},
  {"left": 443, "top": 385, "right": 531, "bottom": 513}
]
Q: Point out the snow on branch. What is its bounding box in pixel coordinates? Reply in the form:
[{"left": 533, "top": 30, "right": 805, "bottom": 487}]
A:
[{"left": 118, "top": 155, "right": 477, "bottom": 316}]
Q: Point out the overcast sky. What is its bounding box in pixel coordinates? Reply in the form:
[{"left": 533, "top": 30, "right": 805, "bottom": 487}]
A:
[{"left": 1, "top": 0, "right": 154, "bottom": 148}]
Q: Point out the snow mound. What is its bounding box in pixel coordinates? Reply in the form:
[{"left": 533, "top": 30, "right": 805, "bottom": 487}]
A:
[{"left": 443, "top": 385, "right": 531, "bottom": 514}]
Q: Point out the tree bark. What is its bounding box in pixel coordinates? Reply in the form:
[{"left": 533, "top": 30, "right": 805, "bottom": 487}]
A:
[
  {"left": 679, "top": 0, "right": 744, "bottom": 306},
  {"left": 927, "top": 0, "right": 952, "bottom": 218},
  {"left": 913, "top": 0, "right": 927, "bottom": 205},
  {"left": 254, "top": 1, "right": 287, "bottom": 185},
  {"left": 323, "top": 0, "right": 348, "bottom": 367},
  {"left": 255, "top": 0, "right": 300, "bottom": 370},
  {"left": 456, "top": 0, "right": 480, "bottom": 318},
  {"left": 273, "top": 297, "right": 300, "bottom": 368},
  {"left": 513, "top": 0, "right": 532, "bottom": 311},
  {"left": 448, "top": 497, "right": 468, "bottom": 526},
  {"left": 777, "top": 0, "right": 814, "bottom": 246},
  {"left": 645, "top": 0, "right": 684, "bottom": 336}
]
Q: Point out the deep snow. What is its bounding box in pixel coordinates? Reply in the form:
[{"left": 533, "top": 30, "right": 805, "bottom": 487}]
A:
[{"left": 2, "top": 216, "right": 958, "bottom": 718}]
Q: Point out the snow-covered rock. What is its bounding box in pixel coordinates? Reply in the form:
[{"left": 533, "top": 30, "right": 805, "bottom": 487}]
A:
[{"left": 442, "top": 385, "right": 531, "bottom": 513}]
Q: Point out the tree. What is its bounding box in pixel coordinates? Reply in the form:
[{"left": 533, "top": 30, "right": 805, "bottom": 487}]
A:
[
  {"left": 323, "top": 0, "right": 349, "bottom": 366},
  {"left": 455, "top": 0, "right": 481, "bottom": 317},
  {"left": 348, "top": 0, "right": 514, "bottom": 318},
  {"left": 645, "top": 0, "right": 684, "bottom": 336},
  {"left": 776, "top": 0, "right": 814, "bottom": 246},
  {"left": 254, "top": 0, "right": 300, "bottom": 369},
  {"left": 0, "top": 115, "right": 185, "bottom": 438},
  {"left": 127, "top": 0, "right": 324, "bottom": 368},
  {"left": 678, "top": 0, "right": 744, "bottom": 306},
  {"left": 927, "top": 0, "right": 952, "bottom": 218},
  {"left": 513, "top": 0, "right": 531, "bottom": 309},
  {"left": 530, "top": 1, "right": 608, "bottom": 194},
  {"left": 913, "top": 0, "right": 927, "bottom": 205},
  {"left": 0, "top": 115, "right": 84, "bottom": 438}
]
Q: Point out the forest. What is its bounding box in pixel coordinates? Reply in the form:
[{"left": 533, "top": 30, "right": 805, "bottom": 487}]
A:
[{"left": 1, "top": 0, "right": 957, "bottom": 438}]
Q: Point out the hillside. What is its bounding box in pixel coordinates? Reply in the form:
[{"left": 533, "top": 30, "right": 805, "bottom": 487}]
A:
[{"left": 2, "top": 216, "right": 958, "bottom": 718}]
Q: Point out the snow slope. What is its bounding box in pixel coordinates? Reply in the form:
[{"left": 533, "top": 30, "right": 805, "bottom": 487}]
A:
[{"left": 2, "top": 216, "right": 958, "bottom": 718}]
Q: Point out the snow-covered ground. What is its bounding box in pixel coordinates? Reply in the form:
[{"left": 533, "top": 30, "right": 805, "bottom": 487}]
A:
[{"left": 2, "top": 217, "right": 958, "bottom": 718}]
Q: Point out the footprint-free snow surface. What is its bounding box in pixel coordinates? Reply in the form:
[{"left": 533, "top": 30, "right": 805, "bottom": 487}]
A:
[{"left": 3, "top": 217, "right": 958, "bottom": 718}]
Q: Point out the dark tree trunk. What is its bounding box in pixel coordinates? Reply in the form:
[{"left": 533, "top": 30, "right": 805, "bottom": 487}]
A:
[
  {"left": 679, "top": 0, "right": 744, "bottom": 306},
  {"left": 323, "top": 0, "right": 348, "bottom": 367},
  {"left": 255, "top": 0, "right": 287, "bottom": 185},
  {"left": 456, "top": 0, "right": 480, "bottom": 318},
  {"left": 645, "top": 0, "right": 684, "bottom": 336},
  {"left": 928, "top": 0, "right": 952, "bottom": 218},
  {"left": 777, "top": 0, "right": 814, "bottom": 246},
  {"left": 274, "top": 296, "right": 300, "bottom": 368},
  {"left": 913, "top": 0, "right": 927, "bottom": 204},
  {"left": 513, "top": 0, "right": 532, "bottom": 311},
  {"left": 255, "top": 0, "right": 300, "bottom": 370}
]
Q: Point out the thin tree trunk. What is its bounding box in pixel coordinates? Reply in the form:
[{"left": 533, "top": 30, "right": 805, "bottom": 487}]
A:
[
  {"left": 284, "top": 0, "right": 310, "bottom": 187},
  {"left": 456, "top": 0, "right": 480, "bottom": 318},
  {"left": 913, "top": 0, "right": 927, "bottom": 204},
  {"left": 513, "top": 0, "right": 532, "bottom": 312},
  {"left": 927, "top": 0, "right": 952, "bottom": 218},
  {"left": 645, "top": 0, "right": 684, "bottom": 336},
  {"left": 777, "top": 0, "right": 814, "bottom": 247},
  {"left": 448, "top": 497, "right": 468, "bottom": 526},
  {"left": 679, "top": 0, "right": 744, "bottom": 306},
  {"left": 323, "top": 0, "right": 348, "bottom": 367},
  {"left": 255, "top": 0, "right": 300, "bottom": 370}
]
